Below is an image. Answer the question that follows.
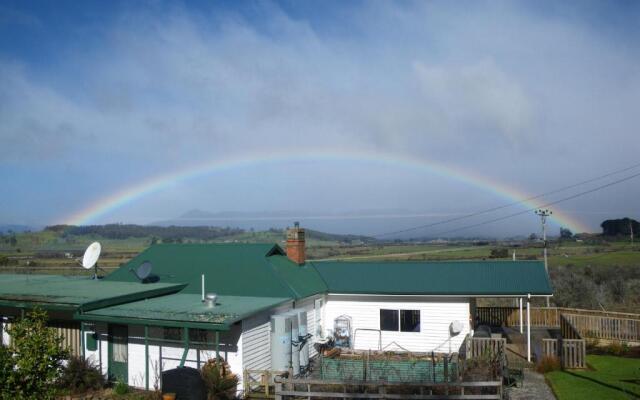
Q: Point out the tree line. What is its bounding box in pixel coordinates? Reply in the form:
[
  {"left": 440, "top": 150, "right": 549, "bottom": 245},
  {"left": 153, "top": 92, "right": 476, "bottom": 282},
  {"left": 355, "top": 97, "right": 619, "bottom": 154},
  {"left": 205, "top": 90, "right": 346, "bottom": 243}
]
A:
[
  {"left": 45, "top": 224, "right": 244, "bottom": 241},
  {"left": 601, "top": 218, "right": 639, "bottom": 236}
]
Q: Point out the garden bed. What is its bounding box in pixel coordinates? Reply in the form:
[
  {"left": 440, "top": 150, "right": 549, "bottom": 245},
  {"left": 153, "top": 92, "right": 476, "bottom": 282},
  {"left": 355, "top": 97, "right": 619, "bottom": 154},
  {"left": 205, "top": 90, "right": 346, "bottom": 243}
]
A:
[{"left": 318, "top": 350, "right": 459, "bottom": 383}]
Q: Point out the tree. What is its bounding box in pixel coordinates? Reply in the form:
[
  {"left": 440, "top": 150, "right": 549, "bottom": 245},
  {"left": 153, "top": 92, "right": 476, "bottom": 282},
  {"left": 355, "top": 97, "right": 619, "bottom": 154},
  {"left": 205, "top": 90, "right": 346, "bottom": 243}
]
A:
[
  {"left": 3, "top": 308, "right": 69, "bottom": 400},
  {"left": 560, "top": 228, "right": 573, "bottom": 239},
  {"left": 528, "top": 233, "right": 538, "bottom": 241},
  {"left": 601, "top": 218, "right": 640, "bottom": 236},
  {"left": 489, "top": 248, "right": 509, "bottom": 258}
]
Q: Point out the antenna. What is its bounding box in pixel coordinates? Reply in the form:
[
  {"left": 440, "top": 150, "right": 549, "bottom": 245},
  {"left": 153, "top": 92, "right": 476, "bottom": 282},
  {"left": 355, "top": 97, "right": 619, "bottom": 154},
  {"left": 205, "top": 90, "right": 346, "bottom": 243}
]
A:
[
  {"left": 81, "top": 242, "right": 102, "bottom": 280},
  {"left": 130, "top": 261, "right": 153, "bottom": 282}
]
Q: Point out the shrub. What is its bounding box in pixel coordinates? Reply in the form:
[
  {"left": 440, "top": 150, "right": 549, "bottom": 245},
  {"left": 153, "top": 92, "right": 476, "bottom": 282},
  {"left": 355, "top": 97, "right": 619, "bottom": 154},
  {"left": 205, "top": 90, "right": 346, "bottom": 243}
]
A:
[
  {"left": 585, "top": 338, "right": 600, "bottom": 351},
  {"left": 0, "top": 345, "right": 15, "bottom": 399},
  {"left": 201, "top": 358, "right": 239, "bottom": 400},
  {"left": 57, "top": 356, "right": 105, "bottom": 394},
  {"left": 536, "top": 355, "right": 561, "bottom": 373},
  {"left": 113, "top": 380, "right": 129, "bottom": 395},
  {"left": 489, "top": 248, "right": 509, "bottom": 258},
  {"left": 606, "top": 342, "right": 628, "bottom": 356},
  {"left": 4, "top": 307, "right": 69, "bottom": 400}
]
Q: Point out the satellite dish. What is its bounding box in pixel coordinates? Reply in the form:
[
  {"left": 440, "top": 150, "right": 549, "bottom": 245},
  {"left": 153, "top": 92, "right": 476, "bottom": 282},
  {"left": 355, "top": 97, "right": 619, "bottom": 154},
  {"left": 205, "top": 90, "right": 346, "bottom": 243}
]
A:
[
  {"left": 133, "top": 261, "right": 153, "bottom": 281},
  {"left": 449, "top": 320, "right": 464, "bottom": 336},
  {"left": 82, "top": 242, "right": 101, "bottom": 270},
  {"left": 81, "top": 242, "right": 102, "bottom": 279}
]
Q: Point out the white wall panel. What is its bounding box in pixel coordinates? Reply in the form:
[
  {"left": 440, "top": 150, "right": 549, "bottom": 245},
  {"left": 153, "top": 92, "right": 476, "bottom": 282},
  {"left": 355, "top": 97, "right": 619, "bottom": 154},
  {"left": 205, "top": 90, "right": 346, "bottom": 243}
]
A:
[{"left": 324, "top": 295, "right": 470, "bottom": 353}]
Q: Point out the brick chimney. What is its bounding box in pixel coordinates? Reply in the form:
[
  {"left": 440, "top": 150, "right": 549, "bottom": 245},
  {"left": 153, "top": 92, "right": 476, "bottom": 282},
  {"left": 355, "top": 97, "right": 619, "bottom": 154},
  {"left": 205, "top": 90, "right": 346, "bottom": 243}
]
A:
[{"left": 286, "top": 222, "right": 306, "bottom": 265}]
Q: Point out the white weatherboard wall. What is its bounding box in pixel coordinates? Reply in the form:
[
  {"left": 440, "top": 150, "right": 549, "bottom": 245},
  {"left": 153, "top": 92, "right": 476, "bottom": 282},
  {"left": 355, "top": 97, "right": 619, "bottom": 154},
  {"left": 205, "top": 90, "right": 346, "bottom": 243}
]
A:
[
  {"left": 241, "top": 301, "right": 293, "bottom": 373},
  {"left": 324, "top": 295, "right": 470, "bottom": 353}
]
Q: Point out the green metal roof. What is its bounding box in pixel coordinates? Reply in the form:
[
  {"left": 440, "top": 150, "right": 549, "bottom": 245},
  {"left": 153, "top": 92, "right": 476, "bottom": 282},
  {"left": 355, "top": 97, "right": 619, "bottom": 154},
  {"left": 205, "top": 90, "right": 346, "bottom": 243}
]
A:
[
  {"left": 77, "top": 294, "right": 290, "bottom": 330},
  {"left": 0, "top": 274, "right": 186, "bottom": 311},
  {"left": 105, "top": 243, "right": 327, "bottom": 299},
  {"left": 266, "top": 255, "right": 328, "bottom": 299},
  {"left": 310, "top": 260, "right": 553, "bottom": 296}
]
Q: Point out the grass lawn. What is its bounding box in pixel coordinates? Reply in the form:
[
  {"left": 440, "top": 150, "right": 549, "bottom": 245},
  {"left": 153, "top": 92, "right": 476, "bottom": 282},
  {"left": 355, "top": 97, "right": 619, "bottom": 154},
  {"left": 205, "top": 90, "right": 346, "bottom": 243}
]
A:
[{"left": 546, "top": 355, "right": 640, "bottom": 400}]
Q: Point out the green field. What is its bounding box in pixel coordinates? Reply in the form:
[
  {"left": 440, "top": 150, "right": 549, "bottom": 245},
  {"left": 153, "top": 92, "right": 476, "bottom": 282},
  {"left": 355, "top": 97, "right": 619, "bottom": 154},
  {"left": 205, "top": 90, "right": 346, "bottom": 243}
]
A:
[
  {"left": 1, "top": 228, "right": 639, "bottom": 311},
  {"left": 546, "top": 355, "right": 640, "bottom": 400}
]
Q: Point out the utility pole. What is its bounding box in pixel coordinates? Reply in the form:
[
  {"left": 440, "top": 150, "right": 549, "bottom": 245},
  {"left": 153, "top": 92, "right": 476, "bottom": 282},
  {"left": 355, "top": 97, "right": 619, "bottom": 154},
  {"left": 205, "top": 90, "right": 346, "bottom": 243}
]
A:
[
  {"left": 630, "top": 220, "right": 634, "bottom": 244},
  {"left": 535, "top": 209, "right": 552, "bottom": 307}
]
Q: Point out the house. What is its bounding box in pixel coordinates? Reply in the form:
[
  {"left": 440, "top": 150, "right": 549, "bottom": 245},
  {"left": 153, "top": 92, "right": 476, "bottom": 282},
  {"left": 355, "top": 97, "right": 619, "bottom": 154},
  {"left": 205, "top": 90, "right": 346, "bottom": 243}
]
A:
[{"left": 0, "top": 225, "right": 552, "bottom": 392}]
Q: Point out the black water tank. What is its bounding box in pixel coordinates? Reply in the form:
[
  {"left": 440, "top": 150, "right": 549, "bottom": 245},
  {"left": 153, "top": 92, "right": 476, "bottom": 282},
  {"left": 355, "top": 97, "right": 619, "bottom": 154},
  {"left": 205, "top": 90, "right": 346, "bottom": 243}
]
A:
[{"left": 161, "top": 367, "right": 206, "bottom": 400}]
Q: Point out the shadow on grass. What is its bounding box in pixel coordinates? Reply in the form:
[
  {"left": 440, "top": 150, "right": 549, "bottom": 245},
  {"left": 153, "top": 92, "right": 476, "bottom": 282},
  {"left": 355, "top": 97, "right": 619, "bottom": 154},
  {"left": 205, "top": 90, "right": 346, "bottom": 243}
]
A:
[{"left": 563, "top": 370, "right": 640, "bottom": 399}]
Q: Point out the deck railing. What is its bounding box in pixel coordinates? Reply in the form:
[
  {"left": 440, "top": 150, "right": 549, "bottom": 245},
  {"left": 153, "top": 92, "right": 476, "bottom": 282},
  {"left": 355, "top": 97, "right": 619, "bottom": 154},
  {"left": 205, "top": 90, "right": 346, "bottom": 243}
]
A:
[
  {"left": 477, "top": 306, "right": 640, "bottom": 343},
  {"left": 562, "top": 313, "right": 640, "bottom": 342},
  {"left": 476, "top": 307, "right": 559, "bottom": 327}
]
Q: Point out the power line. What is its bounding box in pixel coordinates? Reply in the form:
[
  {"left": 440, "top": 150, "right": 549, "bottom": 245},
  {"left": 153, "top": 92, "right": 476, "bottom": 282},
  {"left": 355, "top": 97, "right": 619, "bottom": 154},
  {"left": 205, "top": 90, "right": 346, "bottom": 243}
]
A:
[
  {"left": 374, "top": 161, "right": 640, "bottom": 238},
  {"left": 427, "top": 170, "right": 640, "bottom": 237}
]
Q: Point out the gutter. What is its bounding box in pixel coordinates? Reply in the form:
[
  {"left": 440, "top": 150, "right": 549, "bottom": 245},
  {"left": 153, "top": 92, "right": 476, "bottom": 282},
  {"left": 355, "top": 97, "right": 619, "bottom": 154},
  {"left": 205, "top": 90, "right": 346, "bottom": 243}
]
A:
[
  {"left": 326, "top": 293, "right": 554, "bottom": 298},
  {"left": 73, "top": 313, "right": 230, "bottom": 331}
]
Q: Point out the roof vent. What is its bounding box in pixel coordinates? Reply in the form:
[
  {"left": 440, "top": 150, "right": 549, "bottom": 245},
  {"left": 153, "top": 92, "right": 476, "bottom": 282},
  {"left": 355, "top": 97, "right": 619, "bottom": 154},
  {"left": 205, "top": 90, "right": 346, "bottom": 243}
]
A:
[{"left": 205, "top": 293, "right": 217, "bottom": 308}]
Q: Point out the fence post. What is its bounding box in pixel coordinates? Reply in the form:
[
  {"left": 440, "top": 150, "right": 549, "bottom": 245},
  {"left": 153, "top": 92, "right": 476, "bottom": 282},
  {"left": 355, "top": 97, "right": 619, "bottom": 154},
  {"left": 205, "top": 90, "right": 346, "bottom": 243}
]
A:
[
  {"left": 431, "top": 351, "right": 436, "bottom": 383},
  {"left": 274, "top": 381, "right": 282, "bottom": 400},
  {"left": 378, "top": 385, "right": 386, "bottom": 400}
]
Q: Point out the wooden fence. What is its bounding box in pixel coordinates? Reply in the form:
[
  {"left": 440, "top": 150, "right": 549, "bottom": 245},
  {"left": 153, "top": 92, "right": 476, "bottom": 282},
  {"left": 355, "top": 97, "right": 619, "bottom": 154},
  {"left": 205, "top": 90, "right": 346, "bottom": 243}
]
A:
[
  {"left": 562, "top": 313, "right": 640, "bottom": 342},
  {"left": 541, "top": 338, "right": 586, "bottom": 369},
  {"left": 274, "top": 378, "right": 503, "bottom": 400},
  {"left": 477, "top": 307, "right": 640, "bottom": 343},
  {"left": 243, "top": 369, "right": 288, "bottom": 399}
]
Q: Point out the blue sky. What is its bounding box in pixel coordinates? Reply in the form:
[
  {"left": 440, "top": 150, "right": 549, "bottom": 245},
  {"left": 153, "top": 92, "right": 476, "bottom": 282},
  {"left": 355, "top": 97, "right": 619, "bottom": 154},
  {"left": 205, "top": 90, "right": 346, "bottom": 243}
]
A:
[{"left": 1, "top": 1, "right": 639, "bottom": 236}]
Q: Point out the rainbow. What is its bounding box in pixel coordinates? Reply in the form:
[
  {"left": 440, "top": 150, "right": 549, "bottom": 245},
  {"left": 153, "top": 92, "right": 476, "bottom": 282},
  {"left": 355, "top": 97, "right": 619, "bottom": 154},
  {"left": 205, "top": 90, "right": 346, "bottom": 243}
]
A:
[{"left": 63, "top": 149, "right": 591, "bottom": 233}]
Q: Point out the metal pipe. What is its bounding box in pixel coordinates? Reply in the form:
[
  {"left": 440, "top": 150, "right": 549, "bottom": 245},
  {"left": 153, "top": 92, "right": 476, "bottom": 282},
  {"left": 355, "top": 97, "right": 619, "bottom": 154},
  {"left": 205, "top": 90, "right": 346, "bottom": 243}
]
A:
[
  {"left": 80, "top": 322, "right": 85, "bottom": 359},
  {"left": 215, "top": 331, "right": 220, "bottom": 360},
  {"left": 144, "top": 325, "right": 149, "bottom": 391},
  {"left": 519, "top": 298, "right": 523, "bottom": 334},
  {"left": 179, "top": 327, "right": 190, "bottom": 367},
  {"left": 527, "top": 294, "right": 531, "bottom": 362},
  {"left": 201, "top": 274, "right": 205, "bottom": 302}
]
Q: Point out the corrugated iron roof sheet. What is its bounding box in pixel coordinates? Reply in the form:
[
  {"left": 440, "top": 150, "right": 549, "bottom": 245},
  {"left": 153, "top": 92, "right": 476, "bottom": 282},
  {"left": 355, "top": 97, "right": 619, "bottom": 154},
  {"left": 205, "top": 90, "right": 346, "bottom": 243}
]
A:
[
  {"left": 104, "top": 243, "right": 328, "bottom": 299},
  {"left": 78, "top": 294, "right": 290, "bottom": 329},
  {"left": 0, "top": 274, "right": 185, "bottom": 310},
  {"left": 310, "top": 260, "right": 553, "bottom": 296}
]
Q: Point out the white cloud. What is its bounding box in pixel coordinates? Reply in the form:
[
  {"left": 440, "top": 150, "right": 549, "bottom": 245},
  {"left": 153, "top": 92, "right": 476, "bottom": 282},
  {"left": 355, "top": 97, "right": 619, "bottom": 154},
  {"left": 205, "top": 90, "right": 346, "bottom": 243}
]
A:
[{"left": 1, "top": 1, "right": 639, "bottom": 230}]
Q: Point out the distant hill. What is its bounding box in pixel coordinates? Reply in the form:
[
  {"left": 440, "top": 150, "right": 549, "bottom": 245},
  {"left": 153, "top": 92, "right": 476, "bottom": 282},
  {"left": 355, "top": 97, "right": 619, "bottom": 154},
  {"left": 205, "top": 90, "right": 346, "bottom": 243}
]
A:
[
  {"left": 43, "top": 223, "right": 375, "bottom": 244},
  {"left": 0, "top": 224, "right": 35, "bottom": 234}
]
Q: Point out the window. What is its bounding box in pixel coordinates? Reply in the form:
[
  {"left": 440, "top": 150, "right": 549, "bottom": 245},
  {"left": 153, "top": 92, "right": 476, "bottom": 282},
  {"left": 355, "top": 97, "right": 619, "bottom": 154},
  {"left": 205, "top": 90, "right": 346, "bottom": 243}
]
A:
[
  {"left": 189, "top": 329, "right": 211, "bottom": 344},
  {"left": 380, "top": 309, "right": 421, "bottom": 332},
  {"left": 163, "top": 327, "right": 182, "bottom": 341},
  {"left": 400, "top": 310, "right": 421, "bottom": 332},
  {"left": 380, "top": 309, "right": 399, "bottom": 331}
]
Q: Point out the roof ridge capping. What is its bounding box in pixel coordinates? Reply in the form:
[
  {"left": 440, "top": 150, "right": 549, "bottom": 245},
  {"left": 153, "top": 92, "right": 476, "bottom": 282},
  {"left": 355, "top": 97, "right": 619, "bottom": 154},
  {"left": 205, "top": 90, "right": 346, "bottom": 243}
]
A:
[{"left": 310, "top": 259, "right": 543, "bottom": 264}]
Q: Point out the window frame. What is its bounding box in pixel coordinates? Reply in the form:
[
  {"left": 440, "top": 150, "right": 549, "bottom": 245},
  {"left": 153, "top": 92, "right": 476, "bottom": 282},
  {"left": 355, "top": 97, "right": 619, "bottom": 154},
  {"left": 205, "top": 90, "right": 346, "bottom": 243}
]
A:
[
  {"left": 400, "top": 309, "right": 421, "bottom": 332},
  {"left": 379, "top": 309, "right": 399, "bottom": 331},
  {"left": 379, "top": 309, "right": 421, "bottom": 332}
]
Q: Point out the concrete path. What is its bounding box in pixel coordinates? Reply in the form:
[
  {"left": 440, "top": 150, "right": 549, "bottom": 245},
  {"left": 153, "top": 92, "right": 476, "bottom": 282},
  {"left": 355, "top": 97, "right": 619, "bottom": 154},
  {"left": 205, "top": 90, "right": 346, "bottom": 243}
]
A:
[{"left": 506, "top": 369, "right": 556, "bottom": 400}]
